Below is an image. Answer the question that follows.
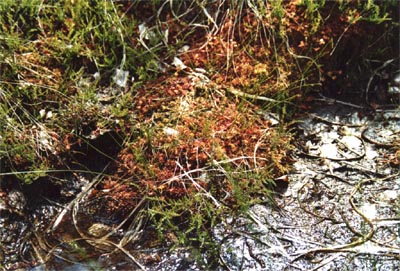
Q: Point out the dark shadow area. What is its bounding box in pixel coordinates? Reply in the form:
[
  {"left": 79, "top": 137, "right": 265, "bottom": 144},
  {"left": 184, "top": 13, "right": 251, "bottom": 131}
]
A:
[{"left": 69, "top": 130, "right": 123, "bottom": 173}]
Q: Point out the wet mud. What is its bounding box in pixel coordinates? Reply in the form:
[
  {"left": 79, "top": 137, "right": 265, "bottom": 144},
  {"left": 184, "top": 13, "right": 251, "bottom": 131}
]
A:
[{"left": 216, "top": 98, "right": 399, "bottom": 271}]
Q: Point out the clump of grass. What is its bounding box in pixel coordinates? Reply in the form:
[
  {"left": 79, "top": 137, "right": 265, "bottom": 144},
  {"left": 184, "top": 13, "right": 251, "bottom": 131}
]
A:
[{"left": 0, "top": 0, "right": 162, "bottom": 182}]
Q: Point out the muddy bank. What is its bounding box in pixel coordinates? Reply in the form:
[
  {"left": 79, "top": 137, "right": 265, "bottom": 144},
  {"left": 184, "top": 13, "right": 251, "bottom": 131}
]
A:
[{"left": 1, "top": 96, "right": 399, "bottom": 270}]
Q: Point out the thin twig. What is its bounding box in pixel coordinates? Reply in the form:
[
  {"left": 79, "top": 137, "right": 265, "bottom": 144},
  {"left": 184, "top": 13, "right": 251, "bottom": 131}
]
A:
[
  {"left": 51, "top": 165, "right": 109, "bottom": 232},
  {"left": 315, "top": 94, "right": 366, "bottom": 109},
  {"left": 225, "top": 87, "right": 279, "bottom": 103},
  {"left": 175, "top": 161, "right": 221, "bottom": 208}
]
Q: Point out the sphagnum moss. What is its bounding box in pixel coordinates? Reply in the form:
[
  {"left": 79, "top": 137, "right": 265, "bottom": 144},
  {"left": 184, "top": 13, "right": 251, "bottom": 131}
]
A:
[{"left": 0, "top": 0, "right": 397, "bottom": 269}]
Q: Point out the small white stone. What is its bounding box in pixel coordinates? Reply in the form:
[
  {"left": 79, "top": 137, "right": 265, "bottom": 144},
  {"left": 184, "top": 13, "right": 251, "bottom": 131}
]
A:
[
  {"left": 39, "top": 109, "right": 46, "bottom": 118},
  {"left": 172, "top": 57, "right": 187, "bottom": 70},
  {"left": 93, "top": 72, "right": 100, "bottom": 80},
  {"left": 46, "top": 111, "right": 53, "bottom": 119},
  {"left": 164, "top": 127, "right": 179, "bottom": 136}
]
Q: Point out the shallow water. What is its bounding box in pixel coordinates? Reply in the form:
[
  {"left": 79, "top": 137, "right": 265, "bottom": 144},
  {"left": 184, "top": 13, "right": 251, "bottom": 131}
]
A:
[{"left": 215, "top": 100, "right": 400, "bottom": 270}]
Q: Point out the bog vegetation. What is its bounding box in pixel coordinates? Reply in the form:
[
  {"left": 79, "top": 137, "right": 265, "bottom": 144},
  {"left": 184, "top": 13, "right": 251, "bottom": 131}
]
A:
[{"left": 0, "top": 0, "right": 398, "bottom": 268}]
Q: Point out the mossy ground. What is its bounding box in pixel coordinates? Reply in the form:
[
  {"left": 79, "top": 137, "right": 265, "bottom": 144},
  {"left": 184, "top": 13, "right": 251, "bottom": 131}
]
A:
[{"left": 0, "top": 0, "right": 398, "bottom": 268}]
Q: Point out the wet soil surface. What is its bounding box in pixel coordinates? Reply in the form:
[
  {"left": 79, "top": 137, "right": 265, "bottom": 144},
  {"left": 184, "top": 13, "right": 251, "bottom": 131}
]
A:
[
  {"left": 1, "top": 98, "right": 399, "bottom": 270},
  {"left": 215, "top": 98, "right": 400, "bottom": 271}
]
